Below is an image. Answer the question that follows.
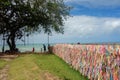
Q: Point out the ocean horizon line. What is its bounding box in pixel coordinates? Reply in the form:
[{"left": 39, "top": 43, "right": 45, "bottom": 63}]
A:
[{"left": 1, "top": 42, "right": 120, "bottom": 46}]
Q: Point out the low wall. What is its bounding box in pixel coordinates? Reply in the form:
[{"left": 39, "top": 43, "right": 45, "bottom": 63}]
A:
[{"left": 52, "top": 44, "right": 120, "bottom": 80}]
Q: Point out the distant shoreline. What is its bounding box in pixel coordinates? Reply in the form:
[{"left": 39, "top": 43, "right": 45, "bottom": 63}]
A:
[{"left": 1, "top": 42, "right": 120, "bottom": 46}]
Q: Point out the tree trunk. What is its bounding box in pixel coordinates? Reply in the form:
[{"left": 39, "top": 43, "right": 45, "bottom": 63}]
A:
[{"left": 7, "top": 31, "right": 16, "bottom": 52}]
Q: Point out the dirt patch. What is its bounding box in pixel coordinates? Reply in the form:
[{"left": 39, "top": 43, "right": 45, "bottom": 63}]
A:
[
  {"left": 43, "top": 72, "right": 62, "bottom": 80},
  {"left": 0, "top": 54, "right": 18, "bottom": 61},
  {"left": 0, "top": 65, "right": 9, "bottom": 80},
  {"left": 0, "top": 54, "right": 18, "bottom": 80}
]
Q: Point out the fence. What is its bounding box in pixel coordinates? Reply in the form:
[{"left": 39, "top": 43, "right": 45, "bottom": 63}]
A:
[{"left": 52, "top": 44, "right": 120, "bottom": 80}]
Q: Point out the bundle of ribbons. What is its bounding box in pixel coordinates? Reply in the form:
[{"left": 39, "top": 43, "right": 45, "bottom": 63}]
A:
[{"left": 52, "top": 44, "right": 120, "bottom": 80}]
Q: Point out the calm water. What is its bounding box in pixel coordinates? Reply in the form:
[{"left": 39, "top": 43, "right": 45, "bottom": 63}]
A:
[
  {"left": 1, "top": 42, "right": 120, "bottom": 52},
  {"left": 0, "top": 43, "right": 54, "bottom": 52}
]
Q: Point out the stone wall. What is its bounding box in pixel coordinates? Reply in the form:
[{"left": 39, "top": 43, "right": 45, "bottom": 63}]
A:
[{"left": 52, "top": 44, "right": 120, "bottom": 80}]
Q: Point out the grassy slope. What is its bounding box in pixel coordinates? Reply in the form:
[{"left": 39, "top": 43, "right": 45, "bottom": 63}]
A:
[
  {"left": 34, "top": 54, "right": 88, "bottom": 80},
  {"left": 0, "top": 59, "right": 7, "bottom": 69},
  {"left": 8, "top": 54, "right": 88, "bottom": 80}
]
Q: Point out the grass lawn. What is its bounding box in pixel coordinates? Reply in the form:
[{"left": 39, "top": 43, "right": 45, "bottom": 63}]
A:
[
  {"left": 8, "top": 54, "right": 88, "bottom": 80},
  {"left": 0, "top": 59, "right": 7, "bottom": 69}
]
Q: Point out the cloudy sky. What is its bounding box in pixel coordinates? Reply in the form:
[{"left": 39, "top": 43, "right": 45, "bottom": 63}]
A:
[{"left": 20, "top": 0, "right": 120, "bottom": 44}]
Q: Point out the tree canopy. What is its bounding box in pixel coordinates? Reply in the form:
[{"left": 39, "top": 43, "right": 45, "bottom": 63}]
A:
[{"left": 0, "top": 0, "right": 70, "bottom": 52}]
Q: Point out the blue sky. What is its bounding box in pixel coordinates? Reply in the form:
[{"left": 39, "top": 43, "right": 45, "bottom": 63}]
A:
[
  {"left": 14, "top": 0, "right": 120, "bottom": 44},
  {"left": 66, "top": 0, "right": 120, "bottom": 17}
]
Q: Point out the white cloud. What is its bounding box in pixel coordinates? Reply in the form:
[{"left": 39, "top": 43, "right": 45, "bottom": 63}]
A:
[
  {"left": 62, "top": 15, "right": 120, "bottom": 37},
  {"left": 22, "top": 15, "right": 120, "bottom": 43}
]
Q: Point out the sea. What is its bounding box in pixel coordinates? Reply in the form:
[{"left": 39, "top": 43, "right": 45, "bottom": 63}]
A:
[
  {"left": 1, "top": 42, "right": 120, "bottom": 52},
  {"left": 0, "top": 43, "right": 55, "bottom": 52}
]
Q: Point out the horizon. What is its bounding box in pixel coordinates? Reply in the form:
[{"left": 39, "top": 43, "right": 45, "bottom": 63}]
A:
[
  {"left": 1, "top": 0, "right": 120, "bottom": 45},
  {"left": 1, "top": 41, "right": 120, "bottom": 46}
]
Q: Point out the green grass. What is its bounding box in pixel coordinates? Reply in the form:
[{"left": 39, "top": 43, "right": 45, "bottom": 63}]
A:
[
  {"left": 8, "top": 54, "right": 43, "bottom": 80},
  {"left": 0, "top": 59, "right": 7, "bottom": 69},
  {"left": 34, "top": 54, "right": 88, "bottom": 80},
  {"left": 8, "top": 54, "right": 88, "bottom": 80}
]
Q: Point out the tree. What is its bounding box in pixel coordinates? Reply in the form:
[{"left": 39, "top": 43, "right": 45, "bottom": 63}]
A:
[{"left": 0, "top": 0, "right": 70, "bottom": 52}]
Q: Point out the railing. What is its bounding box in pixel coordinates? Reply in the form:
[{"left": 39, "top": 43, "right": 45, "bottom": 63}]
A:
[{"left": 52, "top": 44, "right": 120, "bottom": 80}]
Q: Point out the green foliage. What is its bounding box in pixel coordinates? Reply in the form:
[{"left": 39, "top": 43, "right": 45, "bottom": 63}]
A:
[
  {"left": 0, "top": 0, "right": 70, "bottom": 34},
  {"left": 0, "top": 0, "right": 70, "bottom": 51}
]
